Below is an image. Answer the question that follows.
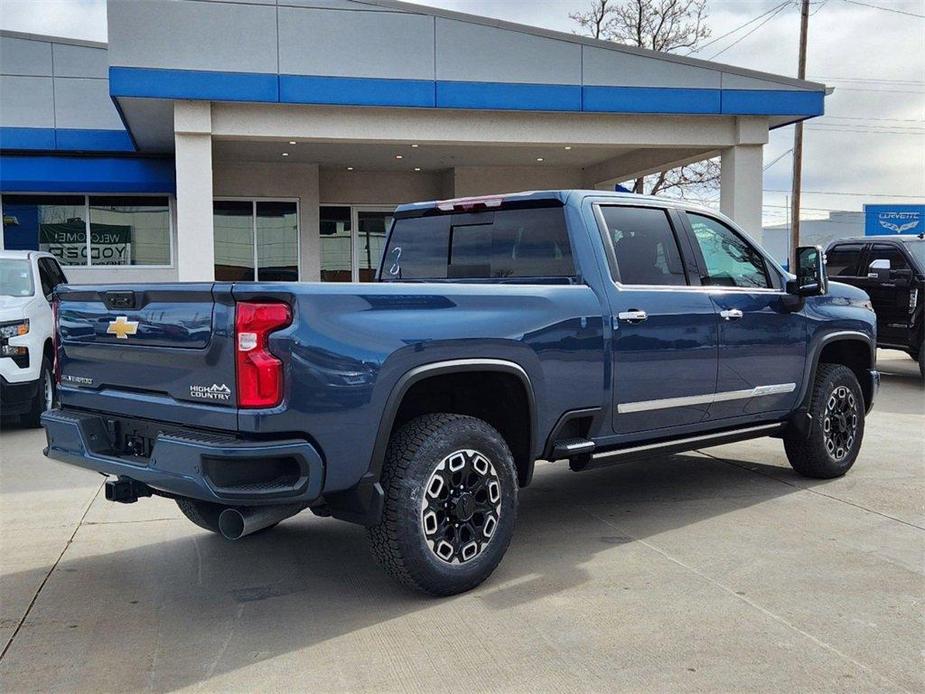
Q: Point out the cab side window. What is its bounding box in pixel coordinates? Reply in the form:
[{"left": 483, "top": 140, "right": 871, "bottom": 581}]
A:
[
  {"left": 868, "top": 244, "right": 910, "bottom": 275},
  {"left": 599, "top": 206, "right": 687, "bottom": 286},
  {"left": 37, "top": 260, "right": 54, "bottom": 299},
  {"left": 686, "top": 213, "right": 770, "bottom": 289},
  {"left": 37, "top": 258, "right": 68, "bottom": 300},
  {"left": 825, "top": 244, "right": 864, "bottom": 277}
]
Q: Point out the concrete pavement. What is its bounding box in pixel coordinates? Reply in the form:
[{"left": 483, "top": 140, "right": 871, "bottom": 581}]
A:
[{"left": 1, "top": 350, "right": 922, "bottom": 692}]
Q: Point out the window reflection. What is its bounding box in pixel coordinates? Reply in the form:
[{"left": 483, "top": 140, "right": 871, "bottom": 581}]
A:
[
  {"left": 256, "top": 202, "right": 298, "bottom": 281},
  {"left": 357, "top": 210, "right": 393, "bottom": 282},
  {"left": 320, "top": 205, "right": 352, "bottom": 282},
  {"left": 213, "top": 201, "right": 254, "bottom": 281}
]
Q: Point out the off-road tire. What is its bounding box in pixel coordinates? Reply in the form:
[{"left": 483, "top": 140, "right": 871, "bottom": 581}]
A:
[
  {"left": 175, "top": 498, "right": 277, "bottom": 535},
  {"left": 784, "top": 364, "right": 865, "bottom": 479},
  {"left": 22, "top": 357, "right": 54, "bottom": 428},
  {"left": 368, "top": 413, "right": 518, "bottom": 596}
]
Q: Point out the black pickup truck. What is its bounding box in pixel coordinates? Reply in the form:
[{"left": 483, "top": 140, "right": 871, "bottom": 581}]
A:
[{"left": 825, "top": 234, "right": 925, "bottom": 378}]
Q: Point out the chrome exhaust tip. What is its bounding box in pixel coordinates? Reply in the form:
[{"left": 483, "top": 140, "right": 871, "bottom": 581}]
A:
[{"left": 218, "top": 503, "right": 305, "bottom": 540}]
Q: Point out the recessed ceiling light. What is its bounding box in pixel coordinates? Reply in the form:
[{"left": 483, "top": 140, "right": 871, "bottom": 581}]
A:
[
  {"left": 564, "top": 146, "right": 572, "bottom": 150},
  {"left": 413, "top": 167, "right": 421, "bottom": 172},
  {"left": 346, "top": 166, "right": 354, "bottom": 171},
  {"left": 289, "top": 141, "right": 297, "bottom": 145},
  {"left": 411, "top": 144, "right": 419, "bottom": 148},
  {"left": 282, "top": 152, "right": 289, "bottom": 157},
  {"left": 395, "top": 154, "right": 404, "bottom": 159},
  {"left": 536, "top": 157, "right": 544, "bottom": 162}
]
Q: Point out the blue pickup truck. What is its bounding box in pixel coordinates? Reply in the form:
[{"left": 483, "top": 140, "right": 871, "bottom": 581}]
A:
[{"left": 42, "top": 190, "right": 879, "bottom": 595}]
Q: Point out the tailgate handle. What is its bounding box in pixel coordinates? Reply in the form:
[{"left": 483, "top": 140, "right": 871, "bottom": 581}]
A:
[{"left": 104, "top": 291, "right": 136, "bottom": 310}]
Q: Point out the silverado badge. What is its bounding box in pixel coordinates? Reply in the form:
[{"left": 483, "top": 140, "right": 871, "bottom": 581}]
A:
[{"left": 107, "top": 315, "right": 139, "bottom": 339}]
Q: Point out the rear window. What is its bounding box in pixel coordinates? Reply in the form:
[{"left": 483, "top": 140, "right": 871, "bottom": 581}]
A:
[{"left": 381, "top": 207, "right": 575, "bottom": 281}]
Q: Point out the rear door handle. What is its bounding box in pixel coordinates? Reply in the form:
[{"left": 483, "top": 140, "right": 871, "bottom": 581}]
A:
[
  {"left": 720, "top": 309, "right": 744, "bottom": 321},
  {"left": 617, "top": 310, "right": 648, "bottom": 323}
]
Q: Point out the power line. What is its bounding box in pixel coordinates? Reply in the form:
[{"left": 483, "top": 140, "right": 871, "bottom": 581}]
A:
[
  {"left": 764, "top": 189, "right": 925, "bottom": 198},
  {"left": 708, "top": 2, "right": 794, "bottom": 60},
  {"left": 825, "top": 115, "right": 925, "bottom": 123},
  {"left": 763, "top": 148, "right": 793, "bottom": 171},
  {"left": 840, "top": 0, "right": 925, "bottom": 18},
  {"left": 811, "top": 76, "right": 925, "bottom": 85},
  {"left": 687, "top": 1, "right": 792, "bottom": 55},
  {"left": 805, "top": 126, "right": 925, "bottom": 135},
  {"left": 830, "top": 86, "right": 925, "bottom": 94}
]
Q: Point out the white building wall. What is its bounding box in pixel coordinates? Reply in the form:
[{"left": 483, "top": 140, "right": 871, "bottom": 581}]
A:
[
  {"left": 319, "top": 169, "right": 449, "bottom": 205},
  {"left": 451, "top": 166, "right": 584, "bottom": 197}
]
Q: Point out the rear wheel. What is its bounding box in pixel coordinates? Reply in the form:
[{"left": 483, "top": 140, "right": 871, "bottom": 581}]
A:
[
  {"left": 784, "top": 364, "right": 865, "bottom": 479},
  {"left": 368, "top": 413, "right": 517, "bottom": 596},
  {"left": 22, "top": 358, "right": 55, "bottom": 428}
]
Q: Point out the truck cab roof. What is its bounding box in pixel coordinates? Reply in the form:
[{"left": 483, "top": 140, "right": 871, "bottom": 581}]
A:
[{"left": 394, "top": 189, "right": 719, "bottom": 217}]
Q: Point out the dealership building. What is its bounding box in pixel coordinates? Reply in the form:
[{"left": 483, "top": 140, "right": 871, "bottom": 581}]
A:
[{"left": 0, "top": 0, "right": 828, "bottom": 284}]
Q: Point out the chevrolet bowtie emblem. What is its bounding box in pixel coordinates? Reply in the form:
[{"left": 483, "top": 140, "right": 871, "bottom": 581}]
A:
[{"left": 107, "top": 315, "right": 139, "bottom": 340}]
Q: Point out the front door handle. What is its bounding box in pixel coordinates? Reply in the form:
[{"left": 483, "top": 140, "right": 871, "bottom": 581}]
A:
[
  {"left": 720, "top": 308, "right": 744, "bottom": 321},
  {"left": 618, "top": 310, "right": 648, "bottom": 323}
]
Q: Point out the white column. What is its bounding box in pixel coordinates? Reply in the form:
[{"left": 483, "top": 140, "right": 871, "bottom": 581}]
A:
[
  {"left": 299, "top": 164, "right": 320, "bottom": 282},
  {"left": 174, "top": 101, "right": 214, "bottom": 281},
  {"left": 720, "top": 117, "right": 768, "bottom": 244}
]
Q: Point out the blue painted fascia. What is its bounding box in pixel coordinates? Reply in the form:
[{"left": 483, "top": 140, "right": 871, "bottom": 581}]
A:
[
  {"left": 0, "top": 155, "right": 176, "bottom": 193},
  {"left": 436, "top": 81, "right": 581, "bottom": 111},
  {"left": 108, "top": 66, "right": 826, "bottom": 119},
  {"left": 281, "top": 74, "right": 435, "bottom": 108},
  {"left": 1, "top": 127, "right": 136, "bottom": 153},
  {"left": 721, "top": 89, "right": 825, "bottom": 116},
  {"left": 583, "top": 86, "right": 721, "bottom": 114},
  {"left": 110, "top": 66, "right": 278, "bottom": 102}
]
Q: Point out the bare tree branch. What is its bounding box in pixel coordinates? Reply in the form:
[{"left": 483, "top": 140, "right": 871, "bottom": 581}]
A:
[{"left": 570, "top": 0, "right": 718, "bottom": 198}]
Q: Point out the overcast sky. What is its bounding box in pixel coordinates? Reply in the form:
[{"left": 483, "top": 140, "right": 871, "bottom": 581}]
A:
[{"left": 1, "top": 0, "right": 923, "bottom": 222}]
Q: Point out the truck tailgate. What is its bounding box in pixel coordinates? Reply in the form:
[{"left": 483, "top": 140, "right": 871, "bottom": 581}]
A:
[{"left": 56, "top": 283, "right": 238, "bottom": 430}]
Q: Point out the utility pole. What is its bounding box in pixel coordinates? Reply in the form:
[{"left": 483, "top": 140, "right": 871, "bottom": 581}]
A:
[{"left": 789, "top": 0, "right": 810, "bottom": 270}]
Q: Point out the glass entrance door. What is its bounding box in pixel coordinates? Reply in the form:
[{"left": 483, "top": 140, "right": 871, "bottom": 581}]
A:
[
  {"left": 320, "top": 205, "right": 393, "bottom": 282},
  {"left": 214, "top": 199, "right": 299, "bottom": 281},
  {"left": 356, "top": 209, "right": 393, "bottom": 282}
]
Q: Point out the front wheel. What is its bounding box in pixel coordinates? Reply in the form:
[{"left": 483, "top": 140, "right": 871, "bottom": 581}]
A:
[
  {"left": 22, "top": 357, "right": 55, "bottom": 428},
  {"left": 784, "top": 364, "right": 865, "bottom": 479},
  {"left": 368, "top": 413, "right": 518, "bottom": 596}
]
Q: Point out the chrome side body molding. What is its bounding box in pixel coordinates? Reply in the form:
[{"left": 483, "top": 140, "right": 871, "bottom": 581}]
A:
[{"left": 617, "top": 383, "right": 796, "bottom": 414}]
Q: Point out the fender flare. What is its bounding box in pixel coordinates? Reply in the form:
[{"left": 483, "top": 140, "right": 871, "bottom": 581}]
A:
[
  {"left": 797, "top": 330, "right": 875, "bottom": 408},
  {"left": 367, "top": 358, "right": 538, "bottom": 482}
]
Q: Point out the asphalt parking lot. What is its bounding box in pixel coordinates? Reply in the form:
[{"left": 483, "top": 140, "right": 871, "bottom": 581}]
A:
[{"left": 1, "top": 350, "right": 922, "bottom": 693}]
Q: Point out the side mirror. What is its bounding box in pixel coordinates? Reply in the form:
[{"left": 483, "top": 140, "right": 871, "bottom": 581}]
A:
[
  {"left": 787, "top": 246, "right": 827, "bottom": 297},
  {"left": 867, "top": 258, "right": 891, "bottom": 281}
]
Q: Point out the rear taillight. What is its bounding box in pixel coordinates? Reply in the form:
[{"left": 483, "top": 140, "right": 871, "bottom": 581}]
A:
[
  {"left": 235, "top": 302, "right": 291, "bottom": 408},
  {"left": 52, "top": 298, "right": 61, "bottom": 385}
]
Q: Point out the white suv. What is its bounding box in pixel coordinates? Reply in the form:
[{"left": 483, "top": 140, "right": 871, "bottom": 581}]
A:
[{"left": 0, "top": 250, "right": 67, "bottom": 426}]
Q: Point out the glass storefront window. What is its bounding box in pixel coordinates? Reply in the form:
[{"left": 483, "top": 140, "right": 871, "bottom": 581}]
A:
[
  {"left": 320, "top": 206, "right": 352, "bottom": 282},
  {"left": 214, "top": 200, "right": 299, "bottom": 281},
  {"left": 256, "top": 201, "right": 298, "bottom": 281},
  {"left": 214, "top": 201, "right": 256, "bottom": 281},
  {"left": 357, "top": 210, "right": 393, "bottom": 282},
  {"left": 2, "top": 195, "right": 87, "bottom": 265},
  {"left": 1, "top": 194, "right": 172, "bottom": 267},
  {"left": 88, "top": 196, "right": 171, "bottom": 266}
]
